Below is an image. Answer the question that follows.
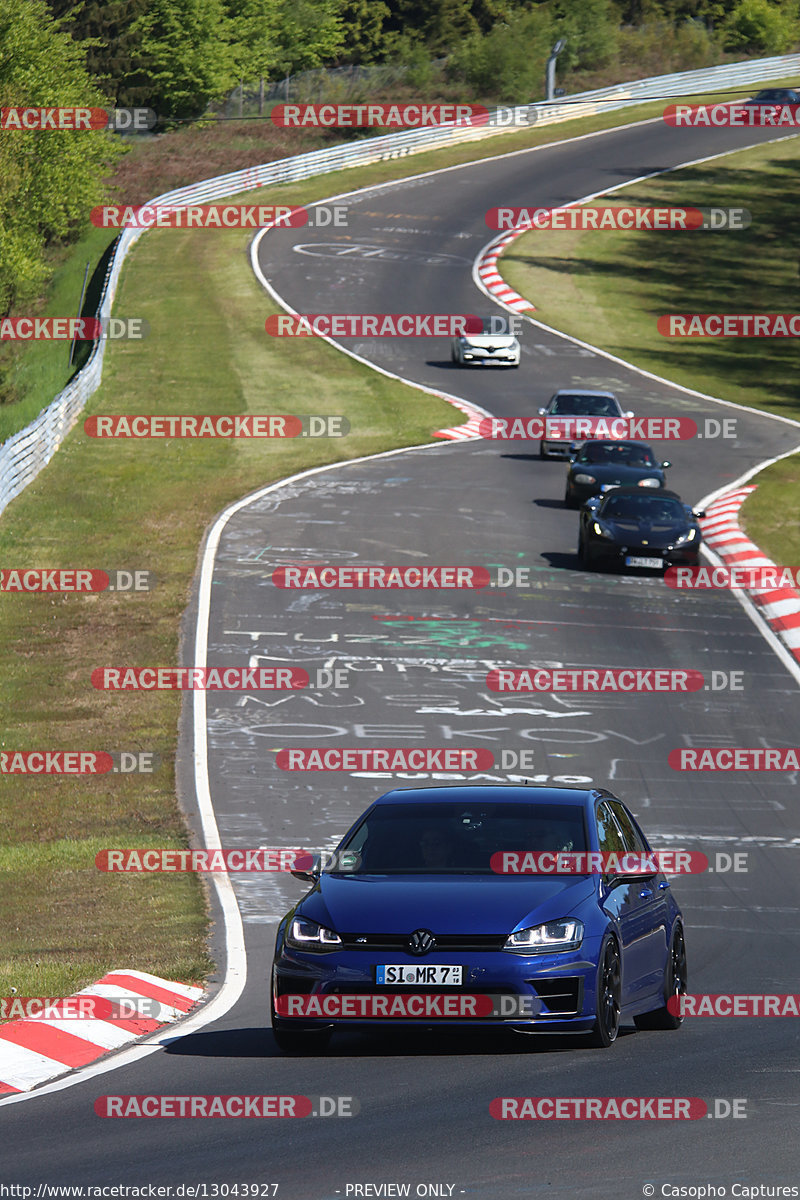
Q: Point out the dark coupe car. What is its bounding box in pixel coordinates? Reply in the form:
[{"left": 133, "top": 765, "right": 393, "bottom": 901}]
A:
[
  {"left": 564, "top": 440, "right": 671, "bottom": 508},
  {"left": 746, "top": 88, "right": 800, "bottom": 105},
  {"left": 537, "top": 389, "right": 634, "bottom": 459},
  {"left": 577, "top": 486, "right": 703, "bottom": 571},
  {"left": 271, "top": 785, "right": 687, "bottom": 1052}
]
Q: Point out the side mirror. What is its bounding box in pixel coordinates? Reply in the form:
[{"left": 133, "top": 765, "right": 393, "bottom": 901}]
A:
[
  {"left": 625, "top": 410, "right": 634, "bottom": 418},
  {"left": 661, "top": 460, "right": 671, "bottom": 469},
  {"left": 291, "top": 853, "right": 321, "bottom": 882},
  {"left": 538, "top": 407, "right": 547, "bottom": 415}
]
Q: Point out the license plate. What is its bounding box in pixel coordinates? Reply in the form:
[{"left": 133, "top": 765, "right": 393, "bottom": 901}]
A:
[
  {"left": 625, "top": 555, "right": 663, "bottom": 568},
  {"left": 376, "top": 965, "right": 463, "bottom": 985}
]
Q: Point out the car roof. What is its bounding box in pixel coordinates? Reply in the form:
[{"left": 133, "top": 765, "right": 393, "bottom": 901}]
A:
[
  {"left": 552, "top": 389, "right": 616, "bottom": 398},
  {"left": 577, "top": 439, "right": 654, "bottom": 451},
  {"left": 373, "top": 785, "right": 607, "bottom": 808}
]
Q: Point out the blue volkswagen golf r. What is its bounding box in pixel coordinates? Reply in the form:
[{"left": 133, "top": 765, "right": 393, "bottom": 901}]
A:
[{"left": 270, "top": 785, "right": 687, "bottom": 1052}]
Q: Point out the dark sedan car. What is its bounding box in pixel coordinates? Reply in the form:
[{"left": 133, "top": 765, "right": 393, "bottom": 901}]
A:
[
  {"left": 746, "top": 88, "right": 800, "bottom": 105},
  {"left": 564, "top": 440, "right": 671, "bottom": 508},
  {"left": 271, "top": 785, "right": 687, "bottom": 1052},
  {"left": 577, "top": 486, "right": 703, "bottom": 571}
]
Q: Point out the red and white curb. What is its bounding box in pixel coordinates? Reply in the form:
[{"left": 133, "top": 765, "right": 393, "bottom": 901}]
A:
[
  {"left": 476, "top": 229, "right": 538, "bottom": 314},
  {"left": 434, "top": 395, "right": 487, "bottom": 441},
  {"left": 0, "top": 971, "right": 203, "bottom": 1094},
  {"left": 700, "top": 487, "right": 800, "bottom": 663}
]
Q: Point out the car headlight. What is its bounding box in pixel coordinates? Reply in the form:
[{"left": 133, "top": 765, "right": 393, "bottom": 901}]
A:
[
  {"left": 592, "top": 521, "right": 614, "bottom": 539},
  {"left": 574, "top": 473, "right": 596, "bottom": 484},
  {"left": 286, "top": 917, "right": 342, "bottom": 951},
  {"left": 504, "top": 919, "right": 584, "bottom": 954},
  {"left": 637, "top": 478, "right": 661, "bottom": 487},
  {"left": 674, "top": 528, "right": 698, "bottom": 545}
]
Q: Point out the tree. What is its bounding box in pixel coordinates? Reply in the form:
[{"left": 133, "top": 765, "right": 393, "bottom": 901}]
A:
[
  {"left": 0, "top": 0, "right": 123, "bottom": 315},
  {"left": 720, "top": 0, "right": 797, "bottom": 51},
  {"left": 336, "top": 0, "right": 391, "bottom": 63},
  {"left": 126, "top": 0, "right": 238, "bottom": 120}
]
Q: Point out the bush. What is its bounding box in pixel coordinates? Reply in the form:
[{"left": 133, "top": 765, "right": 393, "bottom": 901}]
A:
[{"left": 721, "top": 0, "right": 798, "bottom": 54}]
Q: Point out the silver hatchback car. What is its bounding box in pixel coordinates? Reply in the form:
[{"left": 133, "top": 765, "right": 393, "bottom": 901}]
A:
[{"left": 538, "top": 389, "right": 634, "bottom": 459}]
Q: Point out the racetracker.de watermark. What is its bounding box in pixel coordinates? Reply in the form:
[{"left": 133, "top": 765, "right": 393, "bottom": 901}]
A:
[
  {"left": 271, "top": 103, "right": 491, "bottom": 127},
  {"left": 272, "top": 565, "right": 492, "bottom": 588},
  {"left": 0, "top": 996, "right": 171, "bottom": 1021},
  {"left": 665, "top": 565, "right": 800, "bottom": 589},
  {"left": 490, "top": 850, "right": 706, "bottom": 874},
  {"left": 274, "top": 993, "right": 537, "bottom": 1019},
  {"left": 0, "top": 569, "right": 152, "bottom": 592},
  {"left": 94, "top": 848, "right": 359, "bottom": 872},
  {"left": 493, "top": 850, "right": 748, "bottom": 875},
  {"left": 83, "top": 415, "right": 348, "bottom": 438},
  {"left": 659, "top": 315, "right": 800, "bottom": 337},
  {"left": 91, "top": 667, "right": 308, "bottom": 690},
  {"left": 94, "top": 1095, "right": 357, "bottom": 1118},
  {"left": 275, "top": 748, "right": 495, "bottom": 771},
  {"left": 90, "top": 204, "right": 347, "bottom": 229},
  {"left": 264, "top": 314, "right": 482, "bottom": 337},
  {"left": 487, "top": 668, "right": 705, "bottom": 692},
  {"left": 669, "top": 748, "right": 800, "bottom": 770},
  {"left": 490, "top": 1097, "right": 745, "bottom": 1119},
  {"left": 0, "top": 107, "right": 156, "bottom": 130},
  {"left": 486, "top": 207, "right": 750, "bottom": 231},
  {"left": 668, "top": 994, "right": 800, "bottom": 1016},
  {"left": 664, "top": 102, "right": 800, "bottom": 127},
  {"left": 479, "top": 416, "right": 702, "bottom": 440},
  {"left": 0, "top": 751, "right": 160, "bottom": 774},
  {"left": 0, "top": 317, "right": 147, "bottom": 340}
]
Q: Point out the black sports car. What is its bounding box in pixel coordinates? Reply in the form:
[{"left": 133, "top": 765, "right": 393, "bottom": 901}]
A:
[
  {"left": 564, "top": 440, "right": 671, "bottom": 508},
  {"left": 745, "top": 88, "right": 800, "bottom": 105},
  {"left": 577, "top": 486, "right": 703, "bottom": 572}
]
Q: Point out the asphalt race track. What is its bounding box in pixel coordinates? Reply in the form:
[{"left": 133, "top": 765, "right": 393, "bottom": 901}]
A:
[{"left": 3, "top": 114, "right": 800, "bottom": 1199}]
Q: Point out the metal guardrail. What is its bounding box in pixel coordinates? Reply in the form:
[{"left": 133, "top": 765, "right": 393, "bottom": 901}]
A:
[{"left": 2, "top": 51, "right": 799, "bottom": 518}]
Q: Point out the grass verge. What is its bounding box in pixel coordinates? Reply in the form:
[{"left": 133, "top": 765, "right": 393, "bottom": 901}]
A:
[{"left": 499, "top": 133, "right": 800, "bottom": 565}]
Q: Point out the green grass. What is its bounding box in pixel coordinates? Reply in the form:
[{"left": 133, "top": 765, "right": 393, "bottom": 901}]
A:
[{"left": 499, "top": 134, "right": 800, "bottom": 565}]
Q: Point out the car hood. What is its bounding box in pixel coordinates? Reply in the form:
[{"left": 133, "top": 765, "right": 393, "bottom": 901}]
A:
[
  {"left": 601, "top": 516, "right": 692, "bottom": 546},
  {"left": 299, "top": 873, "right": 595, "bottom": 935}
]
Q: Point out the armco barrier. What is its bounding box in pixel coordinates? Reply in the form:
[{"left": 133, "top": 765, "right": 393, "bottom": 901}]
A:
[{"left": 2, "top": 52, "right": 799, "bottom": 517}]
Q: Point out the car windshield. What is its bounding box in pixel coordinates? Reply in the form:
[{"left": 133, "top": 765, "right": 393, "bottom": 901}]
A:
[
  {"left": 550, "top": 395, "right": 617, "bottom": 416},
  {"left": 578, "top": 443, "right": 655, "bottom": 466},
  {"left": 337, "top": 801, "right": 588, "bottom": 875},
  {"left": 477, "top": 316, "right": 512, "bottom": 335},
  {"left": 601, "top": 495, "right": 685, "bottom": 521},
  {"left": 752, "top": 89, "right": 792, "bottom": 101}
]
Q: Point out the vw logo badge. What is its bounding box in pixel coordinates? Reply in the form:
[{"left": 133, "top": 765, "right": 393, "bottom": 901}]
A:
[{"left": 408, "top": 929, "right": 436, "bottom": 955}]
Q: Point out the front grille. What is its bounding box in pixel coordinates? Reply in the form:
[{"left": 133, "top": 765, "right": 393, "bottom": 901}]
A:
[
  {"left": 338, "top": 933, "right": 507, "bottom": 953},
  {"left": 529, "top": 977, "right": 582, "bottom": 1016}
]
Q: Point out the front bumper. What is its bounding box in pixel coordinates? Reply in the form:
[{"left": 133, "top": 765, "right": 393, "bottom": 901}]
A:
[
  {"left": 272, "top": 944, "right": 600, "bottom": 1032},
  {"left": 587, "top": 539, "right": 701, "bottom": 568},
  {"left": 460, "top": 349, "right": 519, "bottom": 365}
]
